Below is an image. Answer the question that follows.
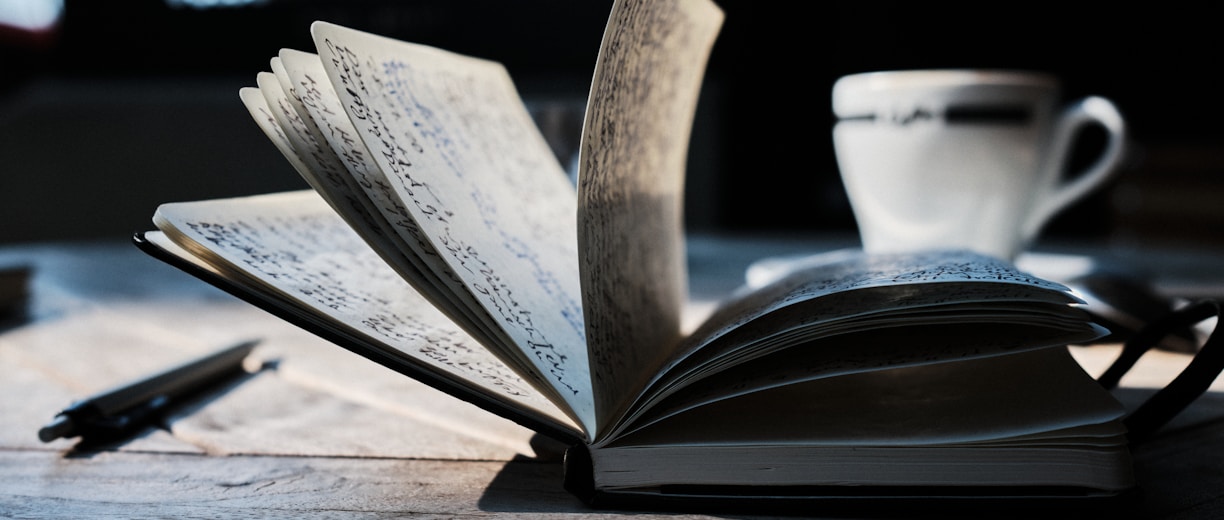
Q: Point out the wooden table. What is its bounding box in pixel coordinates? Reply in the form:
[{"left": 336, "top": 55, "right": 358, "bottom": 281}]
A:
[{"left": 2, "top": 236, "right": 1223, "bottom": 518}]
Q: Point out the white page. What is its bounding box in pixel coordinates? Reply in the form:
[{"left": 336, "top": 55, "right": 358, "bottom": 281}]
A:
[
  {"left": 151, "top": 191, "right": 577, "bottom": 436},
  {"left": 256, "top": 68, "right": 475, "bottom": 322},
  {"left": 256, "top": 70, "right": 354, "bottom": 203},
  {"left": 238, "top": 87, "right": 313, "bottom": 179},
  {"left": 271, "top": 49, "right": 529, "bottom": 385},
  {"left": 576, "top": 0, "right": 725, "bottom": 435},
  {"left": 311, "top": 22, "right": 594, "bottom": 435}
]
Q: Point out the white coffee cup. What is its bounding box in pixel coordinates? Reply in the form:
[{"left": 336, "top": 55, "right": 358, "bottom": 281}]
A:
[{"left": 832, "top": 69, "right": 1127, "bottom": 260}]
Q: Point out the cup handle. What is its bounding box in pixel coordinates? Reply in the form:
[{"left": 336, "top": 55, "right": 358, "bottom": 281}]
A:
[{"left": 1021, "top": 96, "right": 1127, "bottom": 243}]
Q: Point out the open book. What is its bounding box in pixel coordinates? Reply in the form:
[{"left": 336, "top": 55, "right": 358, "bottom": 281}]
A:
[{"left": 135, "top": 0, "right": 1139, "bottom": 510}]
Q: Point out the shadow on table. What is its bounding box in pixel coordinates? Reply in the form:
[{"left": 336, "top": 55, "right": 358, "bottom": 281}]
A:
[
  {"left": 1121, "top": 388, "right": 1224, "bottom": 518},
  {"left": 474, "top": 434, "right": 590, "bottom": 513}
]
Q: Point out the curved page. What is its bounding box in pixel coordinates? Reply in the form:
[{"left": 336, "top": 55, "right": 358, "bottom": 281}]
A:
[
  {"left": 604, "top": 347, "right": 1125, "bottom": 448},
  {"left": 577, "top": 0, "right": 725, "bottom": 438},
  {"left": 267, "top": 49, "right": 525, "bottom": 392},
  {"left": 310, "top": 22, "right": 593, "bottom": 434},
  {"left": 151, "top": 191, "right": 579, "bottom": 439}
]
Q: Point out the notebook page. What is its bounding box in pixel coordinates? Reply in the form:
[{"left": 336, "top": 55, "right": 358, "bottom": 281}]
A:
[
  {"left": 576, "top": 0, "right": 724, "bottom": 437},
  {"left": 271, "top": 49, "right": 524, "bottom": 384},
  {"left": 311, "top": 22, "right": 594, "bottom": 434},
  {"left": 151, "top": 191, "right": 577, "bottom": 436}
]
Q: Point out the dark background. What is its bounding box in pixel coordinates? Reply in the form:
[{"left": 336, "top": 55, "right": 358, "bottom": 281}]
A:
[{"left": 2, "top": 0, "right": 1221, "bottom": 251}]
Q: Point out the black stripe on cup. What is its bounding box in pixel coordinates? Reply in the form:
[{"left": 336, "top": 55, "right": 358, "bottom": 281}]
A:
[
  {"left": 837, "top": 105, "right": 1032, "bottom": 125},
  {"left": 944, "top": 105, "right": 1031, "bottom": 124}
]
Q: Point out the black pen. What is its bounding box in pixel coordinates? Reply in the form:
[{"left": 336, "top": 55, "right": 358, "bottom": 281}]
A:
[{"left": 38, "top": 339, "right": 261, "bottom": 443}]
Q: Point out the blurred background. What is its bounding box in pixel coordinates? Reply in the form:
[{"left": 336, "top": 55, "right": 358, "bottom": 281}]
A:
[{"left": 1, "top": 0, "right": 1221, "bottom": 253}]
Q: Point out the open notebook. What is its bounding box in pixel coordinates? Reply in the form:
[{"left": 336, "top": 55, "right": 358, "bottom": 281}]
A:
[{"left": 133, "top": 0, "right": 1224, "bottom": 512}]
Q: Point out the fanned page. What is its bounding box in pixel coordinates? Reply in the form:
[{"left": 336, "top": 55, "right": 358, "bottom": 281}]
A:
[
  {"left": 309, "top": 22, "right": 595, "bottom": 435},
  {"left": 250, "top": 69, "right": 441, "bottom": 309},
  {"left": 577, "top": 0, "right": 725, "bottom": 435},
  {"left": 240, "top": 73, "right": 535, "bottom": 416},
  {"left": 605, "top": 347, "right": 1126, "bottom": 448},
  {"left": 675, "top": 250, "right": 1092, "bottom": 372},
  {"left": 237, "top": 87, "right": 315, "bottom": 181},
  {"left": 591, "top": 349, "right": 1133, "bottom": 492},
  {"left": 606, "top": 250, "right": 1107, "bottom": 439},
  {"left": 149, "top": 191, "right": 579, "bottom": 440},
  {"left": 262, "top": 49, "right": 522, "bottom": 395}
]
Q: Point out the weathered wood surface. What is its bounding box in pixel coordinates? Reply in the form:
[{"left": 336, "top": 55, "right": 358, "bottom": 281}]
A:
[
  {"left": 0, "top": 451, "right": 593, "bottom": 519},
  {"left": 1, "top": 239, "right": 1222, "bottom": 519}
]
